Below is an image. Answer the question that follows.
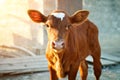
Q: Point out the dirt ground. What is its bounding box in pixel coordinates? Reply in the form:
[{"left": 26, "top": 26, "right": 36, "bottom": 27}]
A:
[{"left": 0, "top": 64, "right": 120, "bottom": 80}]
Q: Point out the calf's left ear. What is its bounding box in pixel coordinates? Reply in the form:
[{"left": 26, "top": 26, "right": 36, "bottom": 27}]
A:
[
  {"left": 70, "top": 10, "right": 89, "bottom": 23},
  {"left": 28, "top": 10, "right": 47, "bottom": 23}
]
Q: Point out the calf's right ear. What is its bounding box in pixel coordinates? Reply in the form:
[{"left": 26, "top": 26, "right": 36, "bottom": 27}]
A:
[{"left": 28, "top": 10, "right": 47, "bottom": 23}]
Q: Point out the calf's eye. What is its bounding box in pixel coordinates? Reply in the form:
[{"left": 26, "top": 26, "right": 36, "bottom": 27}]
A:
[
  {"left": 45, "top": 24, "right": 51, "bottom": 29},
  {"left": 66, "top": 24, "right": 71, "bottom": 30},
  {"left": 46, "top": 24, "right": 49, "bottom": 27}
]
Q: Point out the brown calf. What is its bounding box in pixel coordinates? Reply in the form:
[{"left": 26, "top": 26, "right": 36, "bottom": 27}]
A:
[{"left": 28, "top": 10, "right": 101, "bottom": 80}]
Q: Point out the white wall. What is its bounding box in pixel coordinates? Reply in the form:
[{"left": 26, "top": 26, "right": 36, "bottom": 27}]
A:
[{"left": 0, "top": 0, "right": 47, "bottom": 55}]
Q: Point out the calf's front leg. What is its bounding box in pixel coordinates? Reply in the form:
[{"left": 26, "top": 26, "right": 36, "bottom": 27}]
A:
[
  {"left": 79, "top": 60, "right": 88, "bottom": 80},
  {"left": 49, "top": 66, "right": 58, "bottom": 80},
  {"left": 68, "top": 64, "right": 79, "bottom": 80}
]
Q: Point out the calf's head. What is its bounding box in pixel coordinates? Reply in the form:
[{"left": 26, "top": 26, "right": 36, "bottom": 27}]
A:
[{"left": 28, "top": 10, "right": 89, "bottom": 52}]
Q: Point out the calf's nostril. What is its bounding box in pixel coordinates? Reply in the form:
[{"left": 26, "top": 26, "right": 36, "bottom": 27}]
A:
[
  {"left": 61, "top": 42, "right": 64, "bottom": 46},
  {"left": 52, "top": 40, "right": 64, "bottom": 50},
  {"left": 52, "top": 41, "right": 55, "bottom": 46}
]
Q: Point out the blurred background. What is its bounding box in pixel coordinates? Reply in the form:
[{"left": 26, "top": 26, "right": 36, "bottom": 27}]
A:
[{"left": 83, "top": 0, "right": 120, "bottom": 55}]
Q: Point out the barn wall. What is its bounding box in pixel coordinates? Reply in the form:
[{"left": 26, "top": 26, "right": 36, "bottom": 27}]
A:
[
  {"left": 57, "top": 0, "right": 82, "bottom": 15},
  {"left": 42, "top": 0, "right": 82, "bottom": 15},
  {"left": 83, "top": 0, "right": 120, "bottom": 54},
  {"left": 0, "top": 0, "right": 47, "bottom": 55}
]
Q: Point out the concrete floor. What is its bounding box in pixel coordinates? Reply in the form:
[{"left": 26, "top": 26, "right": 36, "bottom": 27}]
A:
[{"left": 0, "top": 64, "right": 120, "bottom": 80}]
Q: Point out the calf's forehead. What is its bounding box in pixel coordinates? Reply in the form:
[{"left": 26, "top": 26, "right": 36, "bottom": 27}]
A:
[
  {"left": 51, "top": 12, "right": 65, "bottom": 21},
  {"left": 46, "top": 11, "right": 70, "bottom": 26}
]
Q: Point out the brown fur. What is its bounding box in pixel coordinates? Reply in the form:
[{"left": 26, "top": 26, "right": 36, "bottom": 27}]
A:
[{"left": 28, "top": 10, "right": 101, "bottom": 80}]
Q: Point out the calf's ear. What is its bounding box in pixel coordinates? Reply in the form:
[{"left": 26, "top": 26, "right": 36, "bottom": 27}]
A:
[
  {"left": 28, "top": 10, "right": 47, "bottom": 23},
  {"left": 70, "top": 10, "right": 89, "bottom": 23}
]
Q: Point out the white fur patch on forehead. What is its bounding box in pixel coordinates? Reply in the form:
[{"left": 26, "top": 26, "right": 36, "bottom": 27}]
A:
[{"left": 51, "top": 12, "right": 65, "bottom": 21}]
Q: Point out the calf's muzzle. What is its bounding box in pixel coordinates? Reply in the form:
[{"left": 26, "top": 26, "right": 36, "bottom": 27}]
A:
[{"left": 52, "top": 39, "right": 64, "bottom": 50}]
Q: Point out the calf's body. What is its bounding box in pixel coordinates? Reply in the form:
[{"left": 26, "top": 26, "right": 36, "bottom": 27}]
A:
[{"left": 28, "top": 10, "right": 101, "bottom": 80}]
